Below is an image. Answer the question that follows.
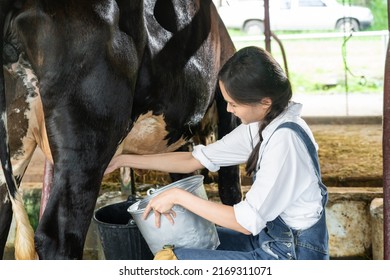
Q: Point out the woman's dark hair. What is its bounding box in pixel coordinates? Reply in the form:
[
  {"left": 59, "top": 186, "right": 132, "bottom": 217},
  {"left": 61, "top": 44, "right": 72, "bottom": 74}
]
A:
[{"left": 218, "top": 46, "right": 292, "bottom": 176}]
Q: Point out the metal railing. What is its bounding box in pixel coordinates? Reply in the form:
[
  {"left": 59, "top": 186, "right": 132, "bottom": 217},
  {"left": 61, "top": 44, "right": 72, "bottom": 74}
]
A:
[{"left": 231, "top": 30, "right": 389, "bottom": 51}]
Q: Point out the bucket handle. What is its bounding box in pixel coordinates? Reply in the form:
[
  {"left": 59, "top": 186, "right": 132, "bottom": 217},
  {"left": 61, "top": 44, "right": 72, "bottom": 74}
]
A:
[
  {"left": 146, "top": 188, "right": 156, "bottom": 196},
  {"left": 146, "top": 187, "right": 161, "bottom": 196}
]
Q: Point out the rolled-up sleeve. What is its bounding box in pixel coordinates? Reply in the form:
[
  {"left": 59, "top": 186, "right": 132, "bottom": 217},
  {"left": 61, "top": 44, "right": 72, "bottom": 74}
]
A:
[
  {"left": 192, "top": 145, "right": 220, "bottom": 172},
  {"left": 191, "top": 124, "right": 256, "bottom": 172},
  {"left": 234, "top": 200, "right": 266, "bottom": 234}
]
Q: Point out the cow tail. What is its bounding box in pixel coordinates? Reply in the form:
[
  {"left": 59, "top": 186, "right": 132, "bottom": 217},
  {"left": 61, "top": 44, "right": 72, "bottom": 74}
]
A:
[
  {"left": 10, "top": 191, "right": 37, "bottom": 260},
  {"left": 0, "top": 2, "right": 36, "bottom": 260}
]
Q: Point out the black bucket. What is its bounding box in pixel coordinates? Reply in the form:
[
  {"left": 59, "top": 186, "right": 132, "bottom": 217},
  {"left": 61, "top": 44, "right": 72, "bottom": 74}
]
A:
[{"left": 93, "top": 196, "right": 154, "bottom": 260}]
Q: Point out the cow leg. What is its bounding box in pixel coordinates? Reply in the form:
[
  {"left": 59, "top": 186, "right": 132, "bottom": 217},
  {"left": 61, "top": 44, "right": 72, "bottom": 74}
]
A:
[
  {"left": 40, "top": 159, "right": 53, "bottom": 218},
  {"left": 33, "top": 115, "right": 123, "bottom": 259},
  {"left": 0, "top": 186, "right": 12, "bottom": 259},
  {"left": 119, "top": 167, "right": 137, "bottom": 196},
  {"left": 33, "top": 123, "right": 116, "bottom": 260},
  {"left": 215, "top": 89, "right": 242, "bottom": 206},
  {"left": 35, "top": 167, "right": 102, "bottom": 259},
  {"left": 33, "top": 118, "right": 131, "bottom": 260},
  {"left": 191, "top": 97, "right": 241, "bottom": 205},
  {"left": 34, "top": 78, "right": 133, "bottom": 260}
]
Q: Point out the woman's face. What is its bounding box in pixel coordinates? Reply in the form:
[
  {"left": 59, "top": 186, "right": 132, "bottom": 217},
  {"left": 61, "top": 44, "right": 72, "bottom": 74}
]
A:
[{"left": 219, "top": 81, "right": 271, "bottom": 125}]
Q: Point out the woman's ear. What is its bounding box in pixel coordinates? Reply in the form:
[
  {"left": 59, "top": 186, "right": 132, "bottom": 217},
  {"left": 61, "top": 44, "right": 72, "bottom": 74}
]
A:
[{"left": 261, "top": 97, "right": 272, "bottom": 107}]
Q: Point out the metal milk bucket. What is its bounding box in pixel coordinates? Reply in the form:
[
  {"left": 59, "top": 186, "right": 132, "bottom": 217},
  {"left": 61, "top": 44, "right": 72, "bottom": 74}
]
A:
[{"left": 128, "top": 175, "right": 220, "bottom": 255}]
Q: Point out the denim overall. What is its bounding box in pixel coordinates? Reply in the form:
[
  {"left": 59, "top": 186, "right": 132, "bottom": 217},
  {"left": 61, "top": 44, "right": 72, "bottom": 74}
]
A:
[{"left": 174, "top": 122, "right": 329, "bottom": 260}]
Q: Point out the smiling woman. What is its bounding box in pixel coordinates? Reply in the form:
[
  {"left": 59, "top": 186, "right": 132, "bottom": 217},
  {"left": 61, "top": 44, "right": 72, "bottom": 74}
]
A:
[{"left": 104, "top": 46, "right": 331, "bottom": 260}]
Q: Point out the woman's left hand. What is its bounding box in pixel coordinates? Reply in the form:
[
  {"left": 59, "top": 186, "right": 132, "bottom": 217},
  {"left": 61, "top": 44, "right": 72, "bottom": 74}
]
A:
[{"left": 143, "top": 188, "right": 179, "bottom": 228}]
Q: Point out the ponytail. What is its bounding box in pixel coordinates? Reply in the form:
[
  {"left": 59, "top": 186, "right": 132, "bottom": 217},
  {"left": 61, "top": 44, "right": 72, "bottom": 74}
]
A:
[{"left": 245, "top": 106, "right": 285, "bottom": 176}]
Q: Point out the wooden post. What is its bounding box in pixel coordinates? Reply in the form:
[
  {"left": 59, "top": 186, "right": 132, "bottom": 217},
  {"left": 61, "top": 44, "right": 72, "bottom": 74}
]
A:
[
  {"left": 382, "top": 0, "right": 390, "bottom": 260},
  {"left": 264, "top": 0, "right": 271, "bottom": 52}
]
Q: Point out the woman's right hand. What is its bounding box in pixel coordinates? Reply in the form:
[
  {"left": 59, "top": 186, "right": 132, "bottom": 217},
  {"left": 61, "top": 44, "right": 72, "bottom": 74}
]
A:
[{"left": 143, "top": 188, "right": 182, "bottom": 228}]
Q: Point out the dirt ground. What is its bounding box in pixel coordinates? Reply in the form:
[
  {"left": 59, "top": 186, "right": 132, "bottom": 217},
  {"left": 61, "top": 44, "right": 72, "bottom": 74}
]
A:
[{"left": 312, "top": 124, "right": 382, "bottom": 187}]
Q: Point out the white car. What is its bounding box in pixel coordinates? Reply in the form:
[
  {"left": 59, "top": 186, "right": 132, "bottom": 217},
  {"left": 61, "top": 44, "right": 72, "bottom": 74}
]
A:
[{"left": 214, "top": 0, "right": 374, "bottom": 34}]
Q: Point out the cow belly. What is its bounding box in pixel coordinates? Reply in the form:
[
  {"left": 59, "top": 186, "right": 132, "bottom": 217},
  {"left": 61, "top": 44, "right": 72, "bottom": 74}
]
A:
[{"left": 119, "top": 111, "right": 186, "bottom": 155}]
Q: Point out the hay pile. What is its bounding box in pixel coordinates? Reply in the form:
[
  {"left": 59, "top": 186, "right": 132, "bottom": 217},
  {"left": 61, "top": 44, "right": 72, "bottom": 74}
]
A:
[{"left": 313, "top": 124, "right": 382, "bottom": 187}]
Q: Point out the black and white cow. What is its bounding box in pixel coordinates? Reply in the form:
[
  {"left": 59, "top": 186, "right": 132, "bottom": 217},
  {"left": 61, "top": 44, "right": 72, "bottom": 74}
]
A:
[{"left": 0, "top": 0, "right": 241, "bottom": 259}]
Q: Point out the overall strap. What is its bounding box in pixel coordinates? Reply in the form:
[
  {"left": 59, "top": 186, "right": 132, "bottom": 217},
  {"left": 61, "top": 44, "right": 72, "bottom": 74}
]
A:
[{"left": 276, "top": 122, "right": 322, "bottom": 183}]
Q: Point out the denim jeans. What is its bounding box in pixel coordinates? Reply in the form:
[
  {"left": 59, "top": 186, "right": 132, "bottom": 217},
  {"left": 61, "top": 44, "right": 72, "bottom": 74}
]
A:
[
  {"left": 174, "top": 205, "right": 329, "bottom": 260},
  {"left": 174, "top": 122, "right": 329, "bottom": 260}
]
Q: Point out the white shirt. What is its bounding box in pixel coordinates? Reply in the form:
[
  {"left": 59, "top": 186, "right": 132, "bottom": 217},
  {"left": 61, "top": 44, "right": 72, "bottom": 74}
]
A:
[{"left": 192, "top": 101, "right": 323, "bottom": 235}]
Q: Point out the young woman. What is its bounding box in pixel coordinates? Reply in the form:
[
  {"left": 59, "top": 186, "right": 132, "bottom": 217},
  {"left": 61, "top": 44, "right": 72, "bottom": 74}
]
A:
[{"left": 105, "top": 46, "right": 329, "bottom": 260}]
